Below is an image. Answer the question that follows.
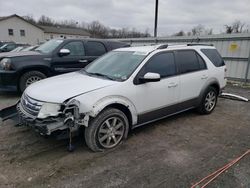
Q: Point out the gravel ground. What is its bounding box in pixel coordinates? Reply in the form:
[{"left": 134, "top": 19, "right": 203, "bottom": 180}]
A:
[{"left": 0, "top": 85, "right": 250, "bottom": 188}]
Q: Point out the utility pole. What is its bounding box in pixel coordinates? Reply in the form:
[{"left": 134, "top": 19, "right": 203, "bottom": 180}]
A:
[{"left": 154, "top": 0, "right": 159, "bottom": 37}]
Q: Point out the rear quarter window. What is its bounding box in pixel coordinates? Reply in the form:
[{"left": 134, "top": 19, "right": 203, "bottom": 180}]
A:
[
  {"left": 201, "top": 49, "right": 225, "bottom": 67},
  {"left": 86, "top": 41, "right": 107, "bottom": 56}
]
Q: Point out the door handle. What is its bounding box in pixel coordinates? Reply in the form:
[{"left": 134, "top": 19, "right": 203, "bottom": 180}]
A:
[
  {"left": 168, "top": 83, "right": 178, "bottom": 88},
  {"left": 79, "top": 59, "right": 88, "bottom": 63},
  {"left": 201, "top": 75, "right": 208, "bottom": 80}
]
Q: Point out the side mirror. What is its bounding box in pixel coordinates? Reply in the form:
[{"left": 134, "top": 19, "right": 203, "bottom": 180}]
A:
[
  {"left": 58, "top": 49, "right": 70, "bottom": 56},
  {"left": 139, "top": 72, "right": 161, "bottom": 83}
]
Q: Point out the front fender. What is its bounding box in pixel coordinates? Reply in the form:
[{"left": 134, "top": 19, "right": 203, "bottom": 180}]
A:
[{"left": 90, "top": 95, "right": 138, "bottom": 125}]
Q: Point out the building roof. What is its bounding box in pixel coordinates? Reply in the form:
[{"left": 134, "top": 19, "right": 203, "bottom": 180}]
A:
[
  {"left": 0, "top": 14, "right": 91, "bottom": 37},
  {"left": 0, "top": 14, "right": 44, "bottom": 30},
  {"left": 39, "top": 25, "right": 90, "bottom": 36}
]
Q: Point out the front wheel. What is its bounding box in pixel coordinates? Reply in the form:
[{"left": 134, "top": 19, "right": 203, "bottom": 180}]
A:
[
  {"left": 85, "top": 108, "right": 129, "bottom": 152},
  {"left": 19, "top": 71, "right": 46, "bottom": 92},
  {"left": 197, "top": 86, "right": 218, "bottom": 114}
]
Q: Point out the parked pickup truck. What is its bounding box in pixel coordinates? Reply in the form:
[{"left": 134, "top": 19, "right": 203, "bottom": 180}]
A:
[{"left": 0, "top": 39, "right": 129, "bottom": 92}]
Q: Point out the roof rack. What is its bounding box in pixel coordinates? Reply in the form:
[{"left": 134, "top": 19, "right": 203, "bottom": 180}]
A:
[{"left": 187, "top": 43, "right": 214, "bottom": 46}]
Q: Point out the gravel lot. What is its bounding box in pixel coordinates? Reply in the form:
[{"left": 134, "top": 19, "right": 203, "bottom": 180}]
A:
[{"left": 0, "top": 85, "right": 250, "bottom": 188}]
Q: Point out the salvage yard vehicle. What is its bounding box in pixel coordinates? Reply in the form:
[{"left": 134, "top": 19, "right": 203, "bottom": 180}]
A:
[
  {"left": 0, "top": 39, "right": 129, "bottom": 92},
  {"left": 1, "top": 44, "right": 226, "bottom": 152},
  {"left": 0, "top": 42, "right": 27, "bottom": 53}
]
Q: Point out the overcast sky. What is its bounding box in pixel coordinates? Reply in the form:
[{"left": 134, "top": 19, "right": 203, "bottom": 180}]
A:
[{"left": 0, "top": 0, "right": 250, "bottom": 36}]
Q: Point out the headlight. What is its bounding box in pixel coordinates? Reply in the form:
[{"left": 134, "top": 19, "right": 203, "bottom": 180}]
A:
[
  {"left": 0, "top": 58, "right": 12, "bottom": 70},
  {"left": 37, "top": 103, "right": 61, "bottom": 119}
]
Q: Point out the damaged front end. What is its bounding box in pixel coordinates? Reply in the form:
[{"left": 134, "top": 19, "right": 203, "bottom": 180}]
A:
[{"left": 0, "top": 93, "right": 90, "bottom": 137}]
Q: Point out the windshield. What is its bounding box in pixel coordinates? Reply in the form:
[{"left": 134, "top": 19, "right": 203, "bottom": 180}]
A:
[
  {"left": 22, "top": 46, "right": 36, "bottom": 52},
  {"left": 35, "top": 39, "right": 63, "bottom": 54},
  {"left": 0, "top": 44, "right": 8, "bottom": 49},
  {"left": 84, "top": 51, "right": 147, "bottom": 81},
  {"left": 11, "top": 47, "right": 23, "bottom": 52}
]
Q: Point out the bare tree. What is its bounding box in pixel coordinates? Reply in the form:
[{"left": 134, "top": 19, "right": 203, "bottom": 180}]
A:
[
  {"left": 57, "top": 19, "right": 78, "bottom": 28},
  {"left": 38, "top": 15, "right": 55, "bottom": 26},
  {"left": 225, "top": 20, "right": 245, "bottom": 33},
  {"left": 205, "top": 28, "right": 213, "bottom": 35},
  {"left": 191, "top": 24, "right": 205, "bottom": 36},
  {"left": 173, "top": 30, "right": 185, "bottom": 36},
  {"left": 22, "top": 15, "right": 36, "bottom": 24},
  {"left": 87, "top": 21, "right": 109, "bottom": 38},
  {"left": 23, "top": 15, "right": 151, "bottom": 38},
  {"left": 233, "top": 20, "right": 245, "bottom": 33}
]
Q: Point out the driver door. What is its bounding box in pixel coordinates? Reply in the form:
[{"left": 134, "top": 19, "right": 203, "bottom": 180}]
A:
[
  {"left": 51, "top": 41, "right": 87, "bottom": 74},
  {"left": 132, "top": 52, "right": 180, "bottom": 124}
]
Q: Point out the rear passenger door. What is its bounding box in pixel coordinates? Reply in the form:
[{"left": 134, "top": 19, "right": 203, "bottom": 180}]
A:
[
  {"left": 83, "top": 41, "right": 107, "bottom": 64},
  {"left": 175, "top": 50, "right": 208, "bottom": 102}
]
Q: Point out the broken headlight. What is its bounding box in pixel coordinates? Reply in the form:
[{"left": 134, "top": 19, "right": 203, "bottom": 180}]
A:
[{"left": 37, "top": 103, "right": 61, "bottom": 119}]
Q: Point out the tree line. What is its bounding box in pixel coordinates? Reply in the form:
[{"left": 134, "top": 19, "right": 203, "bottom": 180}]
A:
[
  {"left": 173, "top": 21, "right": 248, "bottom": 37},
  {"left": 23, "top": 15, "right": 151, "bottom": 38},
  {"left": 23, "top": 15, "right": 248, "bottom": 38}
]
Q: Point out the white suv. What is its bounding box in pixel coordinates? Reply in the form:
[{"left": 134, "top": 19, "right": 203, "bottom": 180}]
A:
[{"left": 17, "top": 44, "right": 226, "bottom": 151}]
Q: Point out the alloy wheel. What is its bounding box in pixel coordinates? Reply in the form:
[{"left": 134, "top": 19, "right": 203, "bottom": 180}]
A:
[
  {"left": 98, "top": 117, "right": 125, "bottom": 148},
  {"left": 26, "top": 76, "right": 42, "bottom": 87},
  {"left": 205, "top": 91, "right": 216, "bottom": 112}
]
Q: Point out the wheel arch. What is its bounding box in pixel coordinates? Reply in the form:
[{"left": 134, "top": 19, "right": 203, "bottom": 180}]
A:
[
  {"left": 17, "top": 66, "right": 51, "bottom": 80},
  {"left": 90, "top": 96, "right": 138, "bottom": 127},
  {"left": 198, "top": 78, "right": 220, "bottom": 105}
]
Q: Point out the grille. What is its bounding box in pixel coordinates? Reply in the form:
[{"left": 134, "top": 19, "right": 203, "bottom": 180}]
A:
[{"left": 20, "top": 93, "right": 43, "bottom": 117}]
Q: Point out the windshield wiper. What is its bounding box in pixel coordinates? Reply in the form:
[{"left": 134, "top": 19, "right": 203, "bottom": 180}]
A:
[{"left": 87, "top": 72, "right": 116, "bottom": 81}]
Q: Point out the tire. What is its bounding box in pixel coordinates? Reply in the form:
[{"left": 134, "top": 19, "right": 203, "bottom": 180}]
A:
[
  {"left": 19, "top": 71, "right": 46, "bottom": 92},
  {"left": 197, "top": 86, "right": 218, "bottom": 115},
  {"left": 85, "top": 108, "right": 129, "bottom": 152}
]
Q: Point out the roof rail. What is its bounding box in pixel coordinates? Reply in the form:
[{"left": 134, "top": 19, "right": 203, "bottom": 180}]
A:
[
  {"left": 156, "top": 44, "right": 168, "bottom": 49},
  {"left": 187, "top": 43, "right": 214, "bottom": 46}
]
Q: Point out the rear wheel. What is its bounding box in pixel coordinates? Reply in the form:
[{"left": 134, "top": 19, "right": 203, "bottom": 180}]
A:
[
  {"left": 85, "top": 108, "right": 129, "bottom": 152},
  {"left": 19, "top": 71, "right": 46, "bottom": 92},
  {"left": 197, "top": 86, "right": 218, "bottom": 114}
]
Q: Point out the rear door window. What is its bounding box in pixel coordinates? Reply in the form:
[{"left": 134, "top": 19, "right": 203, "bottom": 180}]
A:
[
  {"left": 175, "top": 50, "right": 200, "bottom": 74},
  {"left": 201, "top": 49, "right": 225, "bottom": 67},
  {"left": 86, "top": 41, "right": 107, "bottom": 56},
  {"left": 145, "top": 52, "right": 176, "bottom": 78}
]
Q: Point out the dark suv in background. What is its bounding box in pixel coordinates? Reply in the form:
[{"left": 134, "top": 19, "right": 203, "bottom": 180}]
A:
[
  {"left": 0, "top": 39, "right": 129, "bottom": 92},
  {"left": 0, "top": 42, "right": 27, "bottom": 53}
]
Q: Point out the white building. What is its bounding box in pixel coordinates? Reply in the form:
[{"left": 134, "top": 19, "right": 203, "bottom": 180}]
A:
[
  {"left": 0, "top": 14, "right": 91, "bottom": 45},
  {"left": 41, "top": 25, "right": 91, "bottom": 41}
]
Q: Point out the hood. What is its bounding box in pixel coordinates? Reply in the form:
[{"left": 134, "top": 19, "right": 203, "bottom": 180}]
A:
[
  {"left": 0, "top": 51, "right": 41, "bottom": 61},
  {"left": 1, "top": 51, "right": 41, "bottom": 58},
  {"left": 25, "top": 72, "right": 117, "bottom": 103}
]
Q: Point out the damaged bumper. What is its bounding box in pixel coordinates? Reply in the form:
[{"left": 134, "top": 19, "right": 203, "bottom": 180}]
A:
[
  {"left": 17, "top": 102, "right": 67, "bottom": 135},
  {"left": 0, "top": 94, "right": 90, "bottom": 136}
]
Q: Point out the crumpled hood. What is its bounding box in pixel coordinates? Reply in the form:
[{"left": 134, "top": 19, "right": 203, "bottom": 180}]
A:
[{"left": 25, "top": 72, "right": 117, "bottom": 103}]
